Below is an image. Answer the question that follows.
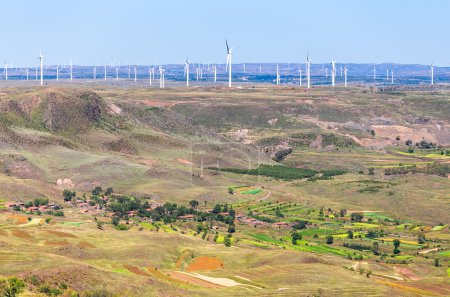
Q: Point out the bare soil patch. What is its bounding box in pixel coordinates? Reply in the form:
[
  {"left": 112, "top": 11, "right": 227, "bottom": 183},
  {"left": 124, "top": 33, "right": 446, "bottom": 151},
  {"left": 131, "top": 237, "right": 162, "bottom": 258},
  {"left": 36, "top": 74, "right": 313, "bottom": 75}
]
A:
[
  {"left": 186, "top": 256, "right": 224, "bottom": 272},
  {"left": 9, "top": 214, "right": 29, "bottom": 225},
  {"left": 78, "top": 242, "right": 95, "bottom": 249},
  {"left": 176, "top": 158, "right": 193, "bottom": 166},
  {"left": 44, "top": 240, "right": 69, "bottom": 246},
  {"left": 45, "top": 230, "right": 77, "bottom": 238},
  {"left": 125, "top": 265, "right": 150, "bottom": 277},
  {"left": 11, "top": 229, "right": 33, "bottom": 239}
]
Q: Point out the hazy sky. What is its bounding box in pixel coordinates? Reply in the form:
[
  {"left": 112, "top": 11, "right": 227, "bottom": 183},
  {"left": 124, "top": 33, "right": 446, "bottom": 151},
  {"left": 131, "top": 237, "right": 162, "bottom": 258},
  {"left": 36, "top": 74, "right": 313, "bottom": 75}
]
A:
[{"left": 2, "top": 0, "right": 450, "bottom": 66}]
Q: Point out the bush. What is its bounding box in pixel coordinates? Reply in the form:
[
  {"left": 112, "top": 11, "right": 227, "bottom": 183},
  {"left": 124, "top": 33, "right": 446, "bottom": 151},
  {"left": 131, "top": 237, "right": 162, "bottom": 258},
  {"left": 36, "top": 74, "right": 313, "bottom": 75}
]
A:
[
  {"left": 62, "top": 189, "right": 76, "bottom": 201},
  {"left": 0, "top": 277, "right": 25, "bottom": 297},
  {"left": 325, "top": 235, "right": 334, "bottom": 245}
]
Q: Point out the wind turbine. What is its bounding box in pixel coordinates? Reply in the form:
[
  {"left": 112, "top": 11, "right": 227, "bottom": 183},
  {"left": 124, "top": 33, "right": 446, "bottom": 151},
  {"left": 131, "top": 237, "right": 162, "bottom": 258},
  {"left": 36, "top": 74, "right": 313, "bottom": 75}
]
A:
[
  {"left": 373, "top": 65, "right": 376, "bottom": 80},
  {"left": 104, "top": 66, "right": 107, "bottom": 81},
  {"left": 159, "top": 66, "right": 165, "bottom": 88},
  {"left": 243, "top": 63, "right": 246, "bottom": 73},
  {"left": 344, "top": 65, "right": 348, "bottom": 87},
  {"left": 38, "top": 51, "right": 44, "bottom": 86},
  {"left": 93, "top": 66, "right": 96, "bottom": 80},
  {"left": 430, "top": 63, "right": 434, "bottom": 86},
  {"left": 276, "top": 64, "right": 280, "bottom": 85},
  {"left": 331, "top": 58, "right": 336, "bottom": 87},
  {"left": 391, "top": 70, "right": 394, "bottom": 84},
  {"left": 116, "top": 67, "right": 119, "bottom": 80},
  {"left": 185, "top": 58, "right": 190, "bottom": 86},
  {"left": 148, "top": 66, "right": 152, "bottom": 87},
  {"left": 196, "top": 67, "right": 199, "bottom": 82},
  {"left": 306, "top": 54, "right": 311, "bottom": 89},
  {"left": 386, "top": 69, "right": 389, "bottom": 80},
  {"left": 4, "top": 61, "right": 7, "bottom": 80},
  {"left": 213, "top": 65, "right": 217, "bottom": 83},
  {"left": 26, "top": 66, "right": 29, "bottom": 81},
  {"left": 226, "top": 40, "right": 233, "bottom": 87},
  {"left": 69, "top": 59, "right": 73, "bottom": 81},
  {"left": 134, "top": 66, "right": 137, "bottom": 83}
]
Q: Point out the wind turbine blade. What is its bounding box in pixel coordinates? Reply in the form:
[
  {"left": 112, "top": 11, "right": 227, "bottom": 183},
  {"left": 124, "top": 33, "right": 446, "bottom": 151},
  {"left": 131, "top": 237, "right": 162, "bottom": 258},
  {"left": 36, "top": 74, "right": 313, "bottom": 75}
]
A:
[{"left": 226, "top": 39, "right": 229, "bottom": 53}]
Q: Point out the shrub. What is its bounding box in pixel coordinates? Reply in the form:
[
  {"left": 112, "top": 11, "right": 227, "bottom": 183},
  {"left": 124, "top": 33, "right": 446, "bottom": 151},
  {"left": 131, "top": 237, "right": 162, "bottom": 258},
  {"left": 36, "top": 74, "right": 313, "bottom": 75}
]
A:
[
  {"left": 325, "top": 235, "right": 334, "bottom": 245},
  {"left": 0, "top": 277, "right": 25, "bottom": 297}
]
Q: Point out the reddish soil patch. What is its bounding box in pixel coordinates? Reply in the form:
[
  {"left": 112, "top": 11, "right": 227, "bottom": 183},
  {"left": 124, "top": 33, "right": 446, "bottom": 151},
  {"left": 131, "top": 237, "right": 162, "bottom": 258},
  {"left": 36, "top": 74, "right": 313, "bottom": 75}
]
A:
[
  {"left": 169, "top": 271, "right": 223, "bottom": 288},
  {"left": 125, "top": 265, "right": 150, "bottom": 277},
  {"left": 0, "top": 229, "right": 8, "bottom": 236},
  {"left": 44, "top": 240, "right": 69, "bottom": 246},
  {"left": 176, "top": 158, "right": 193, "bottom": 166},
  {"left": 186, "top": 256, "right": 224, "bottom": 272},
  {"left": 11, "top": 229, "right": 33, "bottom": 239},
  {"left": 9, "top": 214, "right": 28, "bottom": 225},
  {"left": 78, "top": 242, "right": 95, "bottom": 248},
  {"left": 45, "top": 230, "right": 77, "bottom": 238},
  {"left": 394, "top": 267, "right": 420, "bottom": 281}
]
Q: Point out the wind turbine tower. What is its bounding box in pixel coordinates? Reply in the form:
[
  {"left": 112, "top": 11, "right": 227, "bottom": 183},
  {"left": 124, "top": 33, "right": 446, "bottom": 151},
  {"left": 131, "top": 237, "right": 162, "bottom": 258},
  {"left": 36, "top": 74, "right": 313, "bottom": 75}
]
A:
[
  {"left": 57, "top": 65, "right": 59, "bottom": 81},
  {"left": 430, "top": 63, "right": 434, "bottom": 86},
  {"left": 70, "top": 59, "right": 73, "bottom": 81},
  {"left": 276, "top": 64, "right": 280, "bottom": 85},
  {"left": 373, "top": 65, "right": 376, "bottom": 80},
  {"left": 4, "top": 61, "right": 8, "bottom": 80},
  {"left": 93, "top": 66, "right": 96, "bottom": 80},
  {"left": 331, "top": 58, "right": 336, "bottom": 87},
  {"left": 104, "top": 66, "right": 107, "bottom": 81},
  {"left": 344, "top": 65, "right": 348, "bottom": 87},
  {"left": 185, "top": 58, "right": 190, "bottom": 86},
  {"left": 306, "top": 55, "right": 311, "bottom": 89},
  {"left": 26, "top": 67, "right": 29, "bottom": 81},
  {"left": 213, "top": 65, "right": 217, "bottom": 82},
  {"left": 159, "top": 66, "right": 165, "bottom": 88},
  {"left": 38, "top": 51, "right": 44, "bottom": 86},
  {"left": 226, "top": 40, "right": 233, "bottom": 88},
  {"left": 391, "top": 70, "right": 394, "bottom": 84},
  {"left": 134, "top": 66, "right": 137, "bottom": 83}
]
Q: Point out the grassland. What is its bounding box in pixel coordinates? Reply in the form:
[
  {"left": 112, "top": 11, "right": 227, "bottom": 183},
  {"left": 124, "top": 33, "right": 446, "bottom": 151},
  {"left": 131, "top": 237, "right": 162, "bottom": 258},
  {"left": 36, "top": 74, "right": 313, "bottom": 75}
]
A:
[{"left": 0, "top": 85, "right": 449, "bottom": 296}]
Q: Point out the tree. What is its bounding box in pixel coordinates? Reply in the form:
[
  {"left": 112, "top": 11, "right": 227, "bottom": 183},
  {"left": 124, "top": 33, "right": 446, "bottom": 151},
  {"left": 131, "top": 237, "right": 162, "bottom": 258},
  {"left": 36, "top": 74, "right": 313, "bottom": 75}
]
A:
[
  {"left": 393, "top": 239, "right": 401, "bottom": 254},
  {"left": 368, "top": 167, "right": 375, "bottom": 175},
  {"left": 228, "top": 224, "right": 236, "bottom": 233},
  {"left": 227, "top": 187, "right": 234, "bottom": 195},
  {"left": 105, "top": 187, "right": 114, "bottom": 196},
  {"left": 0, "top": 277, "right": 25, "bottom": 297},
  {"left": 434, "top": 258, "right": 440, "bottom": 267},
  {"left": 111, "top": 217, "right": 120, "bottom": 226},
  {"left": 325, "top": 235, "right": 334, "bottom": 245},
  {"left": 189, "top": 200, "right": 199, "bottom": 209},
  {"left": 91, "top": 186, "right": 103, "bottom": 196},
  {"left": 372, "top": 242, "right": 380, "bottom": 255},
  {"left": 224, "top": 234, "right": 232, "bottom": 247},
  {"left": 347, "top": 230, "right": 354, "bottom": 239},
  {"left": 350, "top": 212, "right": 364, "bottom": 222},
  {"left": 292, "top": 232, "right": 302, "bottom": 245},
  {"left": 418, "top": 234, "right": 426, "bottom": 244},
  {"left": 62, "top": 189, "right": 76, "bottom": 201},
  {"left": 339, "top": 209, "right": 347, "bottom": 217},
  {"left": 212, "top": 204, "right": 222, "bottom": 214}
]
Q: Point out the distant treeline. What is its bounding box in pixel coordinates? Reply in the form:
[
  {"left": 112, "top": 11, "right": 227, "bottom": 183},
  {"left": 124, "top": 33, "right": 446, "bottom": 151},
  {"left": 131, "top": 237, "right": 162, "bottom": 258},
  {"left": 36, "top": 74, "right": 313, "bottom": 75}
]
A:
[{"left": 208, "top": 165, "right": 346, "bottom": 180}]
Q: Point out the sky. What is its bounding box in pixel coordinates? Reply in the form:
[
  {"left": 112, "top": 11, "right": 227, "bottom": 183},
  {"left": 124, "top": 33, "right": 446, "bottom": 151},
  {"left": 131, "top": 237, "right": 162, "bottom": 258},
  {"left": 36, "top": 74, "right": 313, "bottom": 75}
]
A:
[{"left": 2, "top": 0, "right": 450, "bottom": 66}]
